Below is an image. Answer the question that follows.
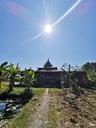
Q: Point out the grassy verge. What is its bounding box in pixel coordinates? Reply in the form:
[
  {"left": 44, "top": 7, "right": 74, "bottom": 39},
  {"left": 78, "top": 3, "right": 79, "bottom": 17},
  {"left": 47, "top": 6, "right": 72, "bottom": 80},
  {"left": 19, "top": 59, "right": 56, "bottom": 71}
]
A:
[
  {"left": 6, "top": 88, "right": 45, "bottom": 128},
  {"left": 47, "top": 88, "right": 62, "bottom": 128},
  {"left": 0, "top": 85, "right": 25, "bottom": 96},
  {"left": 48, "top": 88, "right": 62, "bottom": 95},
  {"left": 32, "top": 87, "right": 45, "bottom": 96},
  {"left": 47, "top": 103, "right": 59, "bottom": 128},
  {"left": 9, "top": 87, "right": 25, "bottom": 95}
]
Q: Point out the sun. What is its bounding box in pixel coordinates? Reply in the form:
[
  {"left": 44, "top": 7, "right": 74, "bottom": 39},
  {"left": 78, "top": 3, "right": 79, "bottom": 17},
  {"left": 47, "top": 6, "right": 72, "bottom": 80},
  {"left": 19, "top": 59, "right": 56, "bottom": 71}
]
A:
[{"left": 44, "top": 24, "right": 52, "bottom": 33}]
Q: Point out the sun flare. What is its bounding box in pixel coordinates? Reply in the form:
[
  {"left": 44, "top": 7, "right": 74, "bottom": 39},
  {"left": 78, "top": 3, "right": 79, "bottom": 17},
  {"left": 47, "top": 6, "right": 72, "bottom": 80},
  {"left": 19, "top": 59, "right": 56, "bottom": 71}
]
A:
[{"left": 44, "top": 24, "right": 52, "bottom": 33}]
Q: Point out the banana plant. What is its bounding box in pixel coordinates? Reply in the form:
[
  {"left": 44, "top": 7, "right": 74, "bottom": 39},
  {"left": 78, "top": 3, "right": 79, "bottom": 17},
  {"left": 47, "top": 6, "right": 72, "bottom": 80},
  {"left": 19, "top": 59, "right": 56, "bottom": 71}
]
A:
[
  {"left": 61, "top": 64, "right": 77, "bottom": 87},
  {"left": 8, "top": 63, "right": 20, "bottom": 92},
  {"left": 23, "top": 68, "right": 35, "bottom": 90},
  {"left": 0, "top": 61, "right": 8, "bottom": 84}
]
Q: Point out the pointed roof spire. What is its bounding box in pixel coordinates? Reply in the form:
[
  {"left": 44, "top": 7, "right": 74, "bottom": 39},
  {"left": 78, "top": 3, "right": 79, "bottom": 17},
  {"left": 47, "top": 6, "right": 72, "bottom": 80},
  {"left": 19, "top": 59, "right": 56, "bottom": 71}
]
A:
[{"left": 44, "top": 58, "right": 53, "bottom": 68}]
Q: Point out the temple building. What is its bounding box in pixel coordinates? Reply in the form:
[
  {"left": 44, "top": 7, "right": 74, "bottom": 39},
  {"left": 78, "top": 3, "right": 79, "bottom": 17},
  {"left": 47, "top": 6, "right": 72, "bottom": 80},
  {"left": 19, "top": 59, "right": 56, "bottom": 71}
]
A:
[
  {"left": 35, "top": 59, "right": 88, "bottom": 88},
  {"left": 35, "top": 58, "right": 62, "bottom": 88}
]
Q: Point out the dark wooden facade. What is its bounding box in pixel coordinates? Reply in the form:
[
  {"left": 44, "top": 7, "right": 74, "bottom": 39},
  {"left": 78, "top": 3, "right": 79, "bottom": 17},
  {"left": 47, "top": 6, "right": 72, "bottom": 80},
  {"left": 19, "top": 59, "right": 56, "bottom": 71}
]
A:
[{"left": 36, "top": 59, "right": 61, "bottom": 88}]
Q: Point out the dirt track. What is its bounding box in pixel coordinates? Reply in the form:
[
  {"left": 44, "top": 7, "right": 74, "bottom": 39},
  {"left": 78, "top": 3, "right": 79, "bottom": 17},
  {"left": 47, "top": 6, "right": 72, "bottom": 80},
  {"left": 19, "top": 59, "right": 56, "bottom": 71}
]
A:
[{"left": 28, "top": 88, "right": 50, "bottom": 128}]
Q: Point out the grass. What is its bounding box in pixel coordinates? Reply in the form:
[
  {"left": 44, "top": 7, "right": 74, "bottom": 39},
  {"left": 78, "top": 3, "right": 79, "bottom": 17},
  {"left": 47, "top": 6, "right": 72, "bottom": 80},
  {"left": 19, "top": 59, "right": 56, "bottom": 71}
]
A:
[
  {"left": 48, "top": 88, "right": 63, "bottom": 95},
  {"left": 47, "top": 103, "right": 59, "bottom": 128},
  {"left": 6, "top": 88, "right": 45, "bottom": 128},
  {"left": 32, "top": 87, "right": 45, "bottom": 96},
  {"left": 0, "top": 84, "right": 25, "bottom": 95},
  {"left": 9, "top": 87, "right": 25, "bottom": 95}
]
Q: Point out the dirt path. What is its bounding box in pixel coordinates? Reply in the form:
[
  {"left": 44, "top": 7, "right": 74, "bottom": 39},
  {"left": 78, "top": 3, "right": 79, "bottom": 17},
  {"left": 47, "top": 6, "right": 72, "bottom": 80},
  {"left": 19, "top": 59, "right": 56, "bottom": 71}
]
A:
[{"left": 28, "top": 88, "right": 50, "bottom": 128}]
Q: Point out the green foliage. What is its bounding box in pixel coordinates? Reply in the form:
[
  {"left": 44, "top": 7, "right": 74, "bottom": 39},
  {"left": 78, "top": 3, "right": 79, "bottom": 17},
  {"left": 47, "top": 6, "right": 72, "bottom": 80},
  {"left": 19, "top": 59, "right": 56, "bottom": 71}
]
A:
[
  {"left": 20, "top": 88, "right": 33, "bottom": 100},
  {"left": 0, "top": 61, "right": 36, "bottom": 95},
  {"left": 61, "top": 64, "right": 74, "bottom": 88},
  {"left": 9, "top": 63, "right": 20, "bottom": 75},
  {"left": 81, "top": 62, "right": 96, "bottom": 81},
  {"left": 8, "top": 63, "right": 20, "bottom": 92},
  {"left": 61, "top": 64, "right": 84, "bottom": 95},
  {"left": 71, "top": 81, "right": 84, "bottom": 95},
  {"left": 0, "top": 83, "right": 9, "bottom": 94},
  {"left": 22, "top": 68, "right": 35, "bottom": 90},
  {"left": 0, "top": 61, "right": 8, "bottom": 83},
  {"left": 0, "top": 61, "right": 8, "bottom": 68}
]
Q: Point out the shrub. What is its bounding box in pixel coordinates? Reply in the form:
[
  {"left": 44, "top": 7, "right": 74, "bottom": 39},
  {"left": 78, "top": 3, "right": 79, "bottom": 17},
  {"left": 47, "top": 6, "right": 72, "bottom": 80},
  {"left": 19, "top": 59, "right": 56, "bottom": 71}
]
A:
[{"left": 20, "top": 89, "right": 33, "bottom": 101}]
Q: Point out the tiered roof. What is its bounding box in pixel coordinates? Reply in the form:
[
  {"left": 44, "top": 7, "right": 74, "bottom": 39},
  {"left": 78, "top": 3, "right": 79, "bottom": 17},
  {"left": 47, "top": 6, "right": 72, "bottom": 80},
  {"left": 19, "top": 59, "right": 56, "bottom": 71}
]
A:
[{"left": 37, "top": 58, "right": 58, "bottom": 71}]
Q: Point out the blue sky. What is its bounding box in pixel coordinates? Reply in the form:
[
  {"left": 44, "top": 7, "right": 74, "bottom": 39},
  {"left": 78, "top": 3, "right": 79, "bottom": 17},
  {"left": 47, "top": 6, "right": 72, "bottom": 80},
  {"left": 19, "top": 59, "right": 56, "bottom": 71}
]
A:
[{"left": 0, "top": 0, "right": 96, "bottom": 69}]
